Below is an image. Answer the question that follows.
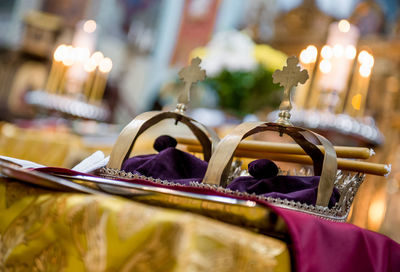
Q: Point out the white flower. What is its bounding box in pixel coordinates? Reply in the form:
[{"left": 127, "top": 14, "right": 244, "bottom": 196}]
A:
[{"left": 200, "top": 31, "right": 257, "bottom": 76}]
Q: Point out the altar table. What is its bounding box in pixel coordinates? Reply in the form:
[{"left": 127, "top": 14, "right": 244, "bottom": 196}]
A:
[{"left": 0, "top": 177, "right": 290, "bottom": 271}]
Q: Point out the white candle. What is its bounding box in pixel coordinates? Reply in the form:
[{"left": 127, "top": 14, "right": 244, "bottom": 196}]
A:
[
  {"left": 72, "top": 20, "right": 97, "bottom": 53},
  {"left": 345, "top": 50, "right": 374, "bottom": 117},
  {"left": 57, "top": 46, "right": 75, "bottom": 94},
  {"left": 89, "top": 57, "right": 112, "bottom": 104},
  {"left": 317, "top": 20, "right": 360, "bottom": 111},
  {"left": 83, "top": 57, "right": 97, "bottom": 100},
  {"left": 63, "top": 20, "right": 98, "bottom": 96},
  {"left": 46, "top": 44, "right": 67, "bottom": 93},
  {"left": 295, "top": 45, "right": 317, "bottom": 109}
]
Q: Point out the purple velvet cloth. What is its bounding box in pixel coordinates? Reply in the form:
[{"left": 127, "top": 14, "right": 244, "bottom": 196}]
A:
[
  {"left": 122, "top": 135, "right": 207, "bottom": 184},
  {"left": 153, "top": 135, "right": 178, "bottom": 152},
  {"left": 228, "top": 159, "right": 340, "bottom": 207},
  {"left": 228, "top": 175, "right": 339, "bottom": 207},
  {"left": 122, "top": 136, "right": 339, "bottom": 206},
  {"left": 121, "top": 147, "right": 207, "bottom": 184},
  {"left": 248, "top": 159, "right": 279, "bottom": 179},
  {"left": 275, "top": 206, "right": 400, "bottom": 272}
]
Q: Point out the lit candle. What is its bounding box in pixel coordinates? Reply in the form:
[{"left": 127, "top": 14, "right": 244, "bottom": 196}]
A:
[
  {"left": 57, "top": 46, "right": 76, "bottom": 94},
  {"left": 89, "top": 56, "right": 112, "bottom": 104},
  {"left": 65, "top": 46, "right": 90, "bottom": 95},
  {"left": 86, "top": 51, "right": 104, "bottom": 101},
  {"left": 317, "top": 20, "right": 359, "bottom": 112},
  {"left": 56, "top": 20, "right": 98, "bottom": 97},
  {"left": 72, "top": 20, "right": 97, "bottom": 53},
  {"left": 83, "top": 56, "right": 97, "bottom": 100},
  {"left": 306, "top": 46, "right": 333, "bottom": 109},
  {"left": 46, "top": 44, "right": 66, "bottom": 93},
  {"left": 345, "top": 50, "right": 374, "bottom": 117},
  {"left": 295, "top": 45, "right": 318, "bottom": 109}
]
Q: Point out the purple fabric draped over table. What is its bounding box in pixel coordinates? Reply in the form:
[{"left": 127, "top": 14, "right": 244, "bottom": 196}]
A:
[{"left": 273, "top": 206, "right": 400, "bottom": 272}]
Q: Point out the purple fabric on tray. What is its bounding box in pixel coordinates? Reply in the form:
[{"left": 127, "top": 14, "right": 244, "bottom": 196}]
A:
[
  {"left": 228, "top": 159, "right": 340, "bottom": 207},
  {"left": 122, "top": 136, "right": 339, "bottom": 206},
  {"left": 121, "top": 135, "right": 207, "bottom": 184}
]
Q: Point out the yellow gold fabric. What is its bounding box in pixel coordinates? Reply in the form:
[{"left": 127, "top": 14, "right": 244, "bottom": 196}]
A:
[
  {"left": 0, "top": 178, "right": 291, "bottom": 271},
  {"left": 0, "top": 123, "right": 113, "bottom": 168}
]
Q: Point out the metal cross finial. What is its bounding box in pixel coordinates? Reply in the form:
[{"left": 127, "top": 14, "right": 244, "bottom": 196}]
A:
[
  {"left": 272, "top": 56, "right": 309, "bottom": 126},
  {"left": 175, "top": 57, "right": 206, "bottom": 114}
]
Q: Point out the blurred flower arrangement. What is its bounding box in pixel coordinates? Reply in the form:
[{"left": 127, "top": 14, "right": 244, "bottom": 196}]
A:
[{"left": 190, "top": 31, "right": 287, "bottom": 117}]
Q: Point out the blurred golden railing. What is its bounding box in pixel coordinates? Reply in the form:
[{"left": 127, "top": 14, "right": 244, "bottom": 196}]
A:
[{"left": 0, "top": 122, "right": 112, "bottom": 168}]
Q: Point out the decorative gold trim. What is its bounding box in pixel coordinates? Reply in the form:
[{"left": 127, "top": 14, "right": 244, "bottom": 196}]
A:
[{"left": 99, "top": 167, "right": 365, "bottom": 222}]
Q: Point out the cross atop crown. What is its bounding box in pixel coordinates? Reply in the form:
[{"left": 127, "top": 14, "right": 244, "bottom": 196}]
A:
[
  {"left": 272, "top": 56, "right": 309, "bottom": 126},
  {"left": 176, "top": 57, "right": 206, "bottom": 113}
]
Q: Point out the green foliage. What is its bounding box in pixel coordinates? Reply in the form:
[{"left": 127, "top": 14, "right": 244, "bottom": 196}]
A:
[{"left": 203, "top": 65, "right": 282, "bottom": 117}]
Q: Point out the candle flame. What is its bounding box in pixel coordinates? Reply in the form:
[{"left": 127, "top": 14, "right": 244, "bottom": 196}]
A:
[
  {"left": 345, "top": 45, "right": 356, "bottom": 60},
  {"left": 299, "top": 49, "right": 309, "bottom": 64},
  {"left": 351, "top": 94, "right": 362, "bottom": 110},
  {"left": 300, "top": 45, "right": 318, "bottom": 64},
  {"left": 319, "top": 59, "right": 332, "bottom": 73},
  {"left": 359, "top": 64, "right": 372, "bottom": 78},
  {"left": 62, "top": 46, "right": 76, "bottom": 66},
  {"left": 306, "top": 45, "right": 318, "bottom": 60},
  {"left": 321, "top": 45, "right": 333, "bottom": 59},
  {"left": 83, "top": 20, "right": 97, "bottom": 33},
  {"left": 338, "top": 19, "right": 351, "bottom": 33},
  {"left": 84, "top": 58, "right": 97, "bottom": 72},
  {"left": 358, "top": 50, "right": 374, "bottom": 67},
  {"left": 99, "top": 57, "right": 112, "bottom": 73},
  {"left": 54, "top": 44, "right": 67, "bottom": 62},
  {"left": 91, "top": 51, "right": 104, "bottom": 66}
]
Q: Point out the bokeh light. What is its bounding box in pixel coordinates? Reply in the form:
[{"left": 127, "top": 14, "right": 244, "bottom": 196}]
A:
[
  {"left": 91, "top": 51, "right": 104, "bottom": 66},
  {"left": 345, "top": 45, "right": 357, "bottom": 60},
  {"left": 84, "top": 58, "right": 97, "bottom": 72},
  {"left": 359, "top": 64, "right": 372, "bottom": 78},
  {"left": 351, "top": 93, "right": 362, "bottom": 110},
  {"left": 333, "top": 44, "right": 344, "bottom": 58},
  {"left": 338, "top": 19, "right": 350, "bottom": 33},
  {"left": 83, "top": 20, "right": 97, "bottom": 33},
  {"left": 358, "top": 50, "right": 374, "bottom": 67},
  {"left": 62, "top": 46, "right": 76, "bottom": 66},
  {"left": 99, "top": 57, "right": 113, "bottom": 73},
  {"left": 319, "top": 59, "right": 332, "bottom": 73},
  {"left": 53, "top": 44, "right": 67, "bottom": 62},
  {"left": 321, "top": 45, "right": 333, "bottom": 59}
]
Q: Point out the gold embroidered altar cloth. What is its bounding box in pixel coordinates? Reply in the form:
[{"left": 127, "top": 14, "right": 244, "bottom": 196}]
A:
[{"left": 0, "top": 178, "right": 290, "bottom": 271}]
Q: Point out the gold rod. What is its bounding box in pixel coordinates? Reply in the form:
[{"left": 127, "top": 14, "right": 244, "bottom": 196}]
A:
[
  {"left": 185, "top": 146, "right": 388, "bottom": 176},
  {"left": 177, "top": 137, "right": 373, "bottom": 159}
]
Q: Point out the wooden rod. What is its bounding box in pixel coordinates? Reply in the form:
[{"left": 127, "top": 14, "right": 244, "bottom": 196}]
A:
[
  {"left": 186, "top": 145, "right": 389, "bottom": 176},
  {"left": 177, "top": 137, "right": 374, "bottom": 159}
]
